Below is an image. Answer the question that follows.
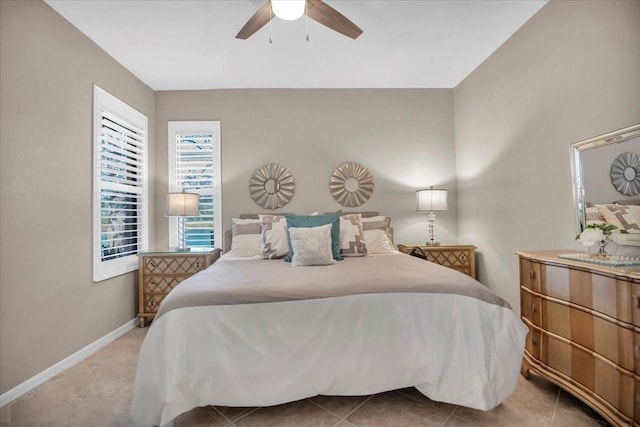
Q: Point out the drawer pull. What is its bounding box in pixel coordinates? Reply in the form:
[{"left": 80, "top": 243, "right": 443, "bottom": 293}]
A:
[
  {"left": 529, "top": 270, "right": 536, "bottom": 280},
  {"left": 531, "top": 304, "right": 536, "bottom": 313},
  {"left": 635, "top": 345, "right": 640, "bottom": 359},
  {"left": 532, "top": 336, "right": 538, "bottom": 346},
  {"left": 149, "top": 261, "right": 156, "bottom": 268},
  {"left": 196, "top": 261, "right": 201, "bottom": 269}
]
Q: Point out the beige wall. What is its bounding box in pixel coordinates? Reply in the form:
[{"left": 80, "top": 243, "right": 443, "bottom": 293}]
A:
[
  {"left": 154, "top": 89, "right": 457, "bottom": 250},
  {"left": 0, "top": 0, "right": 155, "bottom": 393},
  {"left": 454, "top": 0, "right": 640, "bottom": 312}
]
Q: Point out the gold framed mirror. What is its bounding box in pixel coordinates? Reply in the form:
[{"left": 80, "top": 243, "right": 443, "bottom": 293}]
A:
[
  {"left": 249, "top": 163, "right": 295, "bottom": 210},
  {"left": 329, "top": 162, "right": 374, "bottom": 207}
]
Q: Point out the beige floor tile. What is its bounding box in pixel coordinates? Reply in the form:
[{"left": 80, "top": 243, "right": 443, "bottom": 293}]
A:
[
  {"left": 173, "top": 405, "right": 230, "bottom": 426},
  {"left": 127, "top": 326, "right": 149, "bottom": 342},
  {"left": 552, "top": 409, "right": 610, "bottom": 427},
  {"left": 445, "top": 415, "right": 491, "bottom": 426},
  {"left": 310, "top": 394, "right": 372, "bottom": 418},
  {"left": 9, "top": 363, "right": 101, "bottom": 426},
  {"left": 84, "top": 334, "right": 140, "bottom": 370},
  {"left": 235, "top": 399, "right": 341, "bottom": 427},
  {"left": 453, "top": 392, "right": 555, "bottom": 427},
  {"left": 396, "top": 387, "right": 459, "bottom": 414},
  {"left": 346, "top": 391, "right": 451, "bottom": 427},
  {"left": 0, "top": 404, "right": 10, "bottom": 424},
  {"left": 214, "top": 406, "right": 259, "bottom": 422},
  {"left": 555, "top": 389, "right": 609, "bottom": 423},
  {"left": 511, "top": 374, "right": 559, "bottom": 408}
]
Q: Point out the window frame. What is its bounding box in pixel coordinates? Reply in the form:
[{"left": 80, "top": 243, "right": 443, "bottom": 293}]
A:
[
  {"left": 167, "top": 121, "right": 222, "bottom": 251},
  {"left": 92, "top": 85, "right": 149, "bottom": 282}
]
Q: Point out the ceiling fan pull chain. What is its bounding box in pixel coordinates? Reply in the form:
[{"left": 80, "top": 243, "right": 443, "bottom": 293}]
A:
[
  {"left": 305, "top": 2, "right": 309, "bottom": 41},
  {"left": 269, "top": 5, "right": 273, "bottom": 44}
]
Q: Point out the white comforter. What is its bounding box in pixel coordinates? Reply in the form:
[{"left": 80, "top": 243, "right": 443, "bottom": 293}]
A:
[{"left": 131, "top": 253, "right": 527, "bottom": 426}]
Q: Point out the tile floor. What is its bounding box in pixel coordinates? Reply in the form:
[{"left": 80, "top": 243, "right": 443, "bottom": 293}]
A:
[{"left": 0, "top": 326, "right": 612, "bottom": 427}]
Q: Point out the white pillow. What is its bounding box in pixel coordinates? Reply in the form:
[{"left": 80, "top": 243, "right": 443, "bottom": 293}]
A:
[
  {"left": 259, "top": 215, "right": 289, "bottom": 259},
  {"left": 361, "top": 216, "right": 395, "bottom": 254},
  {"left": 288, "top": 224, "right": 337, "bottom": 267},
  {"left": 340, "top": 214, "right": 368, "bottom": 257},
  {"left": 230, "top": 218, "right": 262, "bottom": 258}
]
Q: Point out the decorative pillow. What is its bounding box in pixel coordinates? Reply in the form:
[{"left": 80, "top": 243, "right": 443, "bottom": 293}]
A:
[
  {"left": 288, "top": 224, "right": 337, "bottom": 267},
  {"left": 339, "top": 214, "right": 367, "bottom": 257},
  {"left": 230, "top": 218, "right": 262, "bottom": 257},
  {"left": 284, "top": 212, "right": 342, "bottom": 262},
  {"left": 259, "top": 215, "right": 289, "bottom": 259},
  {"left": 361, "top": 215, "right": 395, "bottom": 254},
  {"left": 594, "top": 204, "right": 640, "bottom": 231}
]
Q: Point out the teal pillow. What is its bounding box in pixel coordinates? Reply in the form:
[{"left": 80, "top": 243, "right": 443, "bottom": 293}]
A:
[{"left": 284, "top": 212, "right": 342, "bottom": 262}]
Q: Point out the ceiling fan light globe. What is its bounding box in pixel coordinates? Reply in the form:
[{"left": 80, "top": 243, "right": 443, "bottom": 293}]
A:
[{"left": 271, "top": 0, "right": 305, "bottom": 21}]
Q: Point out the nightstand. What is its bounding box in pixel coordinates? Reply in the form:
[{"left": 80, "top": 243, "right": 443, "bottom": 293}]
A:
[
  {"left": 137, "top": 249, "right": 221, "bottom": 327},
  {"left": 397, "top": 244, "right": 476, "bottom": 278}
]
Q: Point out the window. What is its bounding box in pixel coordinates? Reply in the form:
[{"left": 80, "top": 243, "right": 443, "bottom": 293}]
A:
[
  {"left": 93, "top": 85, "right": 148, "bottom": 282},
  {"left": 168, "top": 122, "right": 222, "bottom": 251}
]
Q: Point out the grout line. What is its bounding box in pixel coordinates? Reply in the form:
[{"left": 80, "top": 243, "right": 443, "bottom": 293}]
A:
[
  {"left": 441, "top": 405, "right": 459, "bottom": 426},
  {"left": 549, "top": 387, "right": 561, "bottom": 426},
  {"left": 212, "top": 406, "right": 235, "bottom": 425},
  {"left": 225, "top": 406, "right": 261, "bottom": 424},
  {"left": 308, "top": 397, "right": 350, "bottom": 422},
  {"left": 340, "top": 394, "right": 374, "bottom": 420}
]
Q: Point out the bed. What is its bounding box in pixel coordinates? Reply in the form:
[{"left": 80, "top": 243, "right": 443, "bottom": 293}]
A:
[{"left": 130, "top": 213, "right": 527, "bottom": 426}]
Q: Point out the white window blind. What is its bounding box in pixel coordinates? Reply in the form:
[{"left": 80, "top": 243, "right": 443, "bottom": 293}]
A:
[
  {"left": 93, "top": 86, "right": 148, "bottom": 281},
  {"left": 168, "top": 122, "right": 221, "bottom": 251}
]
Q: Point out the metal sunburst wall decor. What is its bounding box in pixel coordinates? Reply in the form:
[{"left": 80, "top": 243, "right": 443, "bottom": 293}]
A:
[
  {"left": 611, "top": 152, "right": 640, "bottom": 196},
  {"left": 329, "top": 162, "right": 374, "bottom": 207},
  {"left": 249, "top": 163, "right": 295, "bottom": 209}
]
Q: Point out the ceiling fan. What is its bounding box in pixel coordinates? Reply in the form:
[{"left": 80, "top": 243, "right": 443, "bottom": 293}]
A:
[{"left": 236, "top": 0, "right": 363, "bottom": 40}]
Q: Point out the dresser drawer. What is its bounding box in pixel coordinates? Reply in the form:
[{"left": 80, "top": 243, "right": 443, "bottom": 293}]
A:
[
  {"left": 523, "top": 323, "right": 541, "bottom": 360},
  {"left": 635, "top": 332, "right": 640, "bottom": 376},
  {"left": 520, "top": 258, "right": 541, "bottom": 292},
  {"left": 143, "top": 255, "right": 208, "bottom": 275},
  {"left": 143, "top": 275, "right": 186, "bottom": 294},
  {"left": 521, "top": 287, "right": 541, "bottom": 326},
  {"left": 633, "top": 282, "right": 640, "bottom": 327},
  {"left": 142, "top": 294, "right": 166, "bottom": 314},
  {"left": 635, "top": 377, "right": 640, "bottom": 424},
  {"left": 542, "top": 333, "right": 635, "bottom": 419},
  {"left": 542, "top": 299, "right": 634, "bottom": 371}
]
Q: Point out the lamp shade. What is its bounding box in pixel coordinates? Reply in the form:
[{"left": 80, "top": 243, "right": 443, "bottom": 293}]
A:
[
  {"left": 416, "top": 187, "right": 448, "bottom": 212},
  {"left": 165, "top": 192, "right": 200, "bottom": 217},
  {"left": 271, "top": 0, "right": 305, "bottom": 20}
]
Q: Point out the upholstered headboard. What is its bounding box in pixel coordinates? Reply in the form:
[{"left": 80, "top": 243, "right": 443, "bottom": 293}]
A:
[{"left": 223, "top": 211, "right": 388, "bottom": 253}]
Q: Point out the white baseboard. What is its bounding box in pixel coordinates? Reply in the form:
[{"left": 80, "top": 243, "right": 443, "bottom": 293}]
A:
[{"left": 0, "top": 318, "right": 139, "bottom": 408}]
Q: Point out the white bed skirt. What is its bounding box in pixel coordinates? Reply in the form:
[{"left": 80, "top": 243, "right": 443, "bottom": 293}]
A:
[{"left": 131, "top": 292, "right": 527, "bottom": 426}]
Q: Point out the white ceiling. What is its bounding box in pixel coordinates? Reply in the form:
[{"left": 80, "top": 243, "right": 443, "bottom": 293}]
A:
[{"left": 45, "top": 0, "right": 547, "bottom": 91}]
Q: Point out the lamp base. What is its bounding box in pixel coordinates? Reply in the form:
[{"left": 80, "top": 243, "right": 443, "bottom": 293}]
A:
[{"left": 425, "top": 241, "right": 440, "bottom": 246}]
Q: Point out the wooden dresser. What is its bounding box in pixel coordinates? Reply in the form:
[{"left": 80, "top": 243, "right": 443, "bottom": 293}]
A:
[
  {"left": 137, "top": 249, "right": 221, "bottom": 327},
  {"left": 398, "top": 244, "right": 476, "bottom": 278},
  {"left": 517, "top": 250, "right": 639, "bottom": 427}
]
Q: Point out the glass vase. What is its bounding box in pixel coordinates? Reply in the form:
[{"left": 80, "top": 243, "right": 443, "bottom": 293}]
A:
[{"left": 595, "top": 239, "right": 609, "bottom": 258}]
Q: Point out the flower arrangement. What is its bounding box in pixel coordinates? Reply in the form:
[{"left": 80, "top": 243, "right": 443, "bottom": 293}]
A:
[{"left": 575, "top": 223, "right": 628, "bottom": 257}]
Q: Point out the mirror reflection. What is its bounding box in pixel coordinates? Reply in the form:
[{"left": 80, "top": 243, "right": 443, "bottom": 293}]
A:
[
  {"left": 344, "top": 177, "right": 359, "bottom": 193},
  {"left": 264, "top": 178, "right": 279, "bottom": 194},
  {"left": 571, "top": 123, "right": 640, "bottom": 246}
]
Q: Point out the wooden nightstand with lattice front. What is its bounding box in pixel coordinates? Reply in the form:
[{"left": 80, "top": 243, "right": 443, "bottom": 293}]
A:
[
  {"left": 397, "top": 244, "right": 476, "bottom": 278},
  {"left": 137, "top": 249, "right": 221, "bottom": 327}
]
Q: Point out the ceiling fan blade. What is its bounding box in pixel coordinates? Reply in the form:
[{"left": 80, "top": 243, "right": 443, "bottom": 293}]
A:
[
  {"left": 236, "top": 1, "right": 273, "bottom": 39},
  {"left": 307, "top": 0, "right": 363, "bottom": 39}
]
